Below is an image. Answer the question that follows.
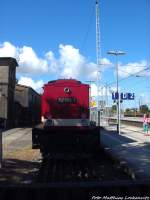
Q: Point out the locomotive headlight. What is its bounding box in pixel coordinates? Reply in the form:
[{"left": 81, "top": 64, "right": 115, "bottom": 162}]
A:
[
  {"left": 41, "top": 116, "right": 45, "bottom": 123},
  {"left": 43, "top": 114, "right": 54, "bottom": 127},
  {"left": 64, "top": 87, "right": 70, "bottom": 93}
]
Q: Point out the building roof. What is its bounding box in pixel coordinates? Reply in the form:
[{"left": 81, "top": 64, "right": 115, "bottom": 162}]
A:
[
  {"left": 0, "top": 57, "right": 18, "bottom": 67},
  {"left": 15, "top": 84, "right": 41, "bottom": 96}
]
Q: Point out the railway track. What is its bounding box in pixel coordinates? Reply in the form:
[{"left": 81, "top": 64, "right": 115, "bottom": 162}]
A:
[
  {"left": 107, "top": 117, "right": 144, "bottom": 127},
  {"left": 36, "top": 150, "right": 131, "bottom": 183},
  {"left": 1, "top": 129, "right": 150, "bottom": 198},
  {"left": 121, "top": 126, "right": 142, "bottom": 133},
  {"left": 30, "top": 150, "right": 150, "bottom": 196}
]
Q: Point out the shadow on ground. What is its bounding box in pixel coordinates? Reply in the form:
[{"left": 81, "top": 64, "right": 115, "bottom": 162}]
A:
[
  {"left": 0, "top": 159, "right": 40, "bottom": 184},
  {"left": 101, "top": 128, "right": 136, "bottom": 145}
]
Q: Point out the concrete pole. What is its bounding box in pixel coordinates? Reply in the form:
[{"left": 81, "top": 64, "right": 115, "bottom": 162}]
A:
[
  {"left": 115, "top": 55, "right": 119, "bottom": 133},
  {"left": 118, "top": 90, "right": 121, "bottom": 134},
  {"left": 0, "top": 129, "right": 2, "bottom": 168},
  {"left": 0, "top": 93, "right": 3, "bottom": 168},
  {"left": 107, "top": 50, "right": 125, "bottom": 134},
  {"left": 105, "top": 83, "right": 109, "bottom": 125},
  {"left": 116, "top": 56, "right": 121, "bottom": 134},
  {"left": 89, "top": 83, "right": 91, "bottom": 121},
  {"left": 86, "top": 81, "right": 95, "bottom": 121}
]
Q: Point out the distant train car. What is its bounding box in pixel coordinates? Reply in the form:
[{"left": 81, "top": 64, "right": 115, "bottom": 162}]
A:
[
  {"left": 14, "top": 84, "right": 41, "bottom": 127},
  {"left": 32, "top": 79, "right": 100, "bottom": 154}
]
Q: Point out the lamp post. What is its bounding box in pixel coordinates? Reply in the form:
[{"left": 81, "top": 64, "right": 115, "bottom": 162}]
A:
[{"left": 107, "top": 50, "right": 126, "bottom": 134}]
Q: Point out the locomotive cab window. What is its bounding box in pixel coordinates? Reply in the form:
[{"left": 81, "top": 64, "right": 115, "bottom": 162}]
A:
[{"left": 57, "top": 97, "right": 77, "bottom": 103}]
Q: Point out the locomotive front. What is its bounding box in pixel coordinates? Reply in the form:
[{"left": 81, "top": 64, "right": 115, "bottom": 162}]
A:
[
  {"left": 32, "top": 79, "right": 100, "bottom": 154},
  {"left": 42, "top": 79, "right": 89, "bottom": 127}
]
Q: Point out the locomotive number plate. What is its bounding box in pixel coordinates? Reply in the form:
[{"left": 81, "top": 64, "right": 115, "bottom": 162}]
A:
[{"left": 57, "top": 97, "right": 77, "bottom": 103}]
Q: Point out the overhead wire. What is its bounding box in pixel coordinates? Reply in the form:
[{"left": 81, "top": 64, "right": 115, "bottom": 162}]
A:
[
  {"left": 107, "top": 66, "right": 150, "bottom": 86},
  {"left": 107, "top": 66, "right": 150, "bottom": 107},
  {"left": 101, "top": 64, "right": 150, "bottom": 87},
  {"left": 118, "top": 67, "right": 150, "bottom": 87},
  {"left": 118, "top": 67, "right": 150, "bottom": 91}
]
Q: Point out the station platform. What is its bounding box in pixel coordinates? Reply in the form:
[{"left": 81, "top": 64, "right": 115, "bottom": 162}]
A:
[
  {"left": 101, "top": 125, "right": 150, "bottom": 180},
  {"left": 0, "top": 128, "right": 41, "bottom": 184}
]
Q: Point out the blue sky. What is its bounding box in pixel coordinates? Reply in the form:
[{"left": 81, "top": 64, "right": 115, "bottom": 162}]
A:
[{"left": 0, "top": 0, "right": 150, "bottom": 108}]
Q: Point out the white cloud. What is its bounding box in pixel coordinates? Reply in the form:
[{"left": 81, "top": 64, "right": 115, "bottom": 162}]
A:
[
  {"left": 91, "top": 83, "right": 115, "bottom": 97},
  {"left": 0, "top": 42, "right": 149, "bottom": 81},
  {"left": 18, "top": 76, "right": 44, "bottom": 92},
  {"left": 0, "top": 42, "right": 58, "bottom": 76},
  {"left": 118, "top": 60, "right": 149, "bottom": 78},
  {"left": 59, "top": 44, "right": 85, "bottom": 78},
  {"left": 1, "top": 41, "right": 149, "bottom": 95},
  {"left": 0, "top": 41, "right": 112, "bottom": 80},
  {"left": 100, "top": 58, "right": 113, "bottom": 69},
  {"left": 59, "top": 44, "right": 98, "bottom": 79},
  {"left": 0, "top": 41, "right": 18, "bottom": 58},
  {"left": 18, "top": 46, "right": 50, "bottom": 75},
  {"left": 91, "top": 84, "right": 98, "bottom": 97},
  {"left": 45, "top": 51, "right": 59, "bottom": 73},
  {"left": 59, "top": 45, "right": 113, "bottom": 79}
]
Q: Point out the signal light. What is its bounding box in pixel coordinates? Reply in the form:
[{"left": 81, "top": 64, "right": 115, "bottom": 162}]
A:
[{"left": 64, "top": 87, "right": 70, "bottom": 93}]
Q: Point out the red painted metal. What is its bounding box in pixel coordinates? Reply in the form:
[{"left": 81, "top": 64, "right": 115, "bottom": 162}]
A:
[
  {"left": 41, "top": 79, "right": 89, "bottom": 119},
  {"left": 32, "top": 79, "right": 100, "bottom": 152}
]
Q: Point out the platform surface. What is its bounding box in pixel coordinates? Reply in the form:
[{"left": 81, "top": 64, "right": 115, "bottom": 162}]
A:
[
  {"left": 0, "top": 128, "right": 41, "bottom": 183},
  {"left": 101, "top": 123, "right": 150, "bottom": 179}
]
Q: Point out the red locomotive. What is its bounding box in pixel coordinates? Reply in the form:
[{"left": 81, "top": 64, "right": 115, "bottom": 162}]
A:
[{"left": 32, "top": 79, "right": 100, "bottom": 154}]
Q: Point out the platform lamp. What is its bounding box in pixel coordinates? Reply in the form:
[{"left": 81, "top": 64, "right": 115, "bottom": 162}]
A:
[{"left": 107, "top": 50, "right": 126, "bottom": 134}]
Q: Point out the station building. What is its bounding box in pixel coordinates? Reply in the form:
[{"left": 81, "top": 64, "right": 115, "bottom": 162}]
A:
[
  {"left": 14, "top": 84, "right": 41, "bottom": 126},
  {"left": 0, "top": 57, "right": 18, "bottom": 128}
]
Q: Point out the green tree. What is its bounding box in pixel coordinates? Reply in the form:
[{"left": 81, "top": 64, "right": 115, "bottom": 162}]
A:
[
  {"left": 140, "top": 104, "right": 149, "bottom": 114},
  {"left": 110, "top": 105, "right": 117, "bottom": 116},
  {"left": 124, "top": 108, "right": 132, "bottom": 116},
  {"left": 125, "top": 108, "right": 130, "bottom": 113}
]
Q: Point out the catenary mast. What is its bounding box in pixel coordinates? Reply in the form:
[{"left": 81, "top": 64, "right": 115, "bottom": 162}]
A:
[{"left": 95, "top": 0, "right": 101, "bottom": 126}]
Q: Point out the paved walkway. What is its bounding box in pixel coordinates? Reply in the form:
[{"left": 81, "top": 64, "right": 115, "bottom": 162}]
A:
[
  {"left": 0, "top": 128, "right": 41, "bottom": 183},
  {"left": 101, "top": 124, "right": 150, "bottom": 180}
]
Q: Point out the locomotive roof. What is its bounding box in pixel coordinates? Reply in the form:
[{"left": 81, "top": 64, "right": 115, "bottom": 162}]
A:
[{"left": 47, "top": 79, "right": 83, "bottom": 85}]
